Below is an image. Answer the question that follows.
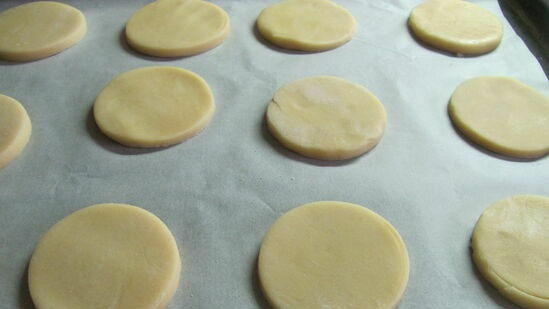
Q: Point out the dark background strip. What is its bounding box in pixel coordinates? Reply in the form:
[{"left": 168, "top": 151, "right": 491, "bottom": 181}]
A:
[{"left": 499, "top": 0, "right": 549, "bottom": 78}]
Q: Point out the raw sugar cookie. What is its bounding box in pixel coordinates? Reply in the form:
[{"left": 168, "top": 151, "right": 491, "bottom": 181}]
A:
[
  {"left": 0, "top": 1, "right": 86, "bottom": 61},
  {"left": 256, "top": 0, "right": 355, "bottom": 52},
  {"left": 408, "top": 0, "right": 503, "bottom": 55},
  {"left": 266, "top": 76, "right": 386, "bottom": 160},
  {"left": 258, "top": 201, "right": 409, "bottom": 309},
  {"left": 449, "top": 76, "right": 549, "bottom": 159},
  {"left": 28, "top": 203, "right": 181, "bottom": 309},
  {"left": 0, "top": 94, "right": 31, "bottom": 169},
  {"left": 94, "top": 66, "right": 215, "bottom": 147},
  {"left": 126, "top": 0, "right": 229, "bottom": 57},
  {"left": 472, "top": 195, "right": 549, "bottom": 309}
]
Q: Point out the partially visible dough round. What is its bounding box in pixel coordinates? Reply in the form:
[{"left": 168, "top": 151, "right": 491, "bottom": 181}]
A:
[
  {"left": 449, "top": 76, "right": 549, "bottom": 159},
  {"left": 0, "top": 1, "right": 86, "bottom": 61},
  {"left": 472, "top": 195, "right": 549, "bottom": 309},
  {"left": 94, "top": 66, "right": 215, "bottom": 147},
  {"left": 266, "top": 76, "right": 386, "bottom": 160},
  {"left": 408, "top": 0, "right": 503, "bottom": 55},
  {"left": 126, "top": 0, "right": 229, "bottom": 57},
  {"left": 257, "top": 0, "right": 355, "bottom": 52},
  {"left": 0, "top": 94, "right": 31, "bottom": 169},
  {"left": 29, "top": 203, "right": 181, "bottom": 309},
  {"left": 258, "top": 201, "right": 409, "bottom": 309}
]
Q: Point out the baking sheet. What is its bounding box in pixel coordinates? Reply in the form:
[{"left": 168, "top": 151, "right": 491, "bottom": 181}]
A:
[{"left": 1, "top": 1, "right": 548, "bottom": 308}]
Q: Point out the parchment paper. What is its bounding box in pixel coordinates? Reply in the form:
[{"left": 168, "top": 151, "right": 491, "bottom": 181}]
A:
[{"left": 1, "top": 1, "right": 548, "bottom": 308}]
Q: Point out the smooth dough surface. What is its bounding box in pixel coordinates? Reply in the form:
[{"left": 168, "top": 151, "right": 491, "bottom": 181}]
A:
[
  {"left": 257, "top": 0, "right": 355, "bottom": 52},
  {"left": 408, "top": 0, "right": 503, "bottom": 54},
  {"left": 0, "top": 94, "right": 31, "bottom": 169},
  {"left": 126, "top": 0, "right": 229, "bottom": 57},
  {"left": 94, "top": 66, "right": 215, "bottom": 147},
  {"left": 472, "top": 195, "right": 549, "bottom": 309},
  {"left": 29, "top": 203, "right": 181, "bottom": 309},
  {"left": 449, "top": 76, "right": 549, "bottom": 159},
  {"left": 0, "top": 1, "right": 86, "bottom": 61},
  {"left": 258, "top": 201, "right": 409, "bottom": 309},
  {"left": 266, "top": 76, "right": 386, "bottom": 160}
]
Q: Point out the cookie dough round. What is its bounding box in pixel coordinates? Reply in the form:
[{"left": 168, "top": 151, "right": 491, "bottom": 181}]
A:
[
  {"left": 126, "top": 0, "right": 230, "bottom": 57},
  {"left": 94, "top": 66, "right": 215, "bottom": 147},
  {"left": 0, "top": 1, "right": 86, "bottom": 61},
  {"left": 472, "top": 195, "right": 549, "bottom": 309},
  {"left": 258, "top": 201, "right": 409, "bottom": 309},
  {"left": 266, "top": 76, "right": 386, "bottom": 160},
  {"left": 449, "top": 76, "right": 549, "bottom": 159},
  {"left": 408, "top": 0, "right": 503, "bottom": 55},
  {"left": 0, "top": 95, "right": 31, "bottom": 169},
  {"left": 29, "top": 203, "right": 181, "bottom": 309},
  {"left": 256, "top": 0, "right": 355, "bottom": 52}
]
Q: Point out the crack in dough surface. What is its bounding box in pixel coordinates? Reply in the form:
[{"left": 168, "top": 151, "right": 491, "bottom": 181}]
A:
[{"left": 266, "top": 76, "right": 386, "bottom": 160}]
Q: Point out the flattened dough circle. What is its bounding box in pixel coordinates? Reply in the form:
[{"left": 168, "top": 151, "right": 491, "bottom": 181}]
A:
[
  {"left": 0, "top": 1, "right": 86, "bottom": 61},
  {"left": 266, "top": 76, "right": 386, "bottom": 160},
  {"left": 408, "top": 0, "right": 503, "bottom": 55},
  {"left": 0, "top": 94, "right": 31, "bottom": 169},
  {"left": 28, "top": 203, "right": 181, "bottom": 309},
  {"left": 449, "top": 76, "right": 549, "bottom": 159},
  {"left": 472, "top": 195, "right": 549, "bottom": 309},
  {"left": 126, "top": 0, "right": 230, "bottom": 57},
  {"left": 94, "top": 66, "right": 215, "bottom": 147},
  {"left": 257, "top": 0, "right": 355, "bottom": 52},
  {"left": 258, "top": 201, "right": 409, "bottom": 309}
]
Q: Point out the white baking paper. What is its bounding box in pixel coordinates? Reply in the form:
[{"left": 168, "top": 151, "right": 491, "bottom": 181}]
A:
[{"left": 0, "top": 1, "right": 547, "bottom": 308}]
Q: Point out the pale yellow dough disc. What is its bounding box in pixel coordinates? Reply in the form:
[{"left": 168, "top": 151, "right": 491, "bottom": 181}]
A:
[
  {"left": 449, "top": 76, "right": 549, "bottom": 159},
  {"left": 266, "top": 76, "right": 386, "bottom": 160},
  {"left": 126, "top": 0, "right": 230, "bottom": 57},
  {"left": 408, "top": 0, "right": 503, "bottom": 55},
  {"left": 29, "top": 203, "right": 181, "bottom": 309},
  {"left": 0, "top": 1, "right": 86, "bottom": 61},
  {"left": 0, "top": 94, "right": 31, "bottom": 169},
  {"left": 257, "top": 0, "right": 355, "bottom": 52},
  {"left": 94, "top": 66, "right": 215, "bottom": 148},
  {"left": 472, "top": 195, "right": 549, "bottom": 309},
  {"left": 258, "top": 201, "right": 409, "bottom": 309}
]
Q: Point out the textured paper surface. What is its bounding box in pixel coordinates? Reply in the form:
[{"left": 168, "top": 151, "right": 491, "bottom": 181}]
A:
[{"left": 0, "top": 1, "right": 547, "bottom": 308}]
